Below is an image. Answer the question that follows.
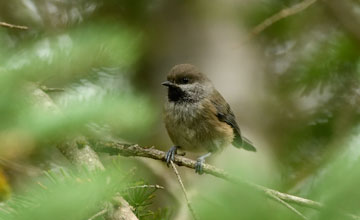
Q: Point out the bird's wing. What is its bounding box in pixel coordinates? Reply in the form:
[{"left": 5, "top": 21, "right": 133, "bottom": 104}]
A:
[{"left": 210, "top": 90, "right": 256, "bottom": 152}]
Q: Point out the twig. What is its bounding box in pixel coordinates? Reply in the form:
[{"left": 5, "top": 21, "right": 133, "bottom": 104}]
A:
[
  {"left": 40, "top": 85, "right": 65, "bottom": 93},
  {"left": 37, "top": 182, "right": 48, "bottom": 190},
  {"left": 0, "top": 205, "right": 12, "bottom": 214},
  {"left": 267, "top": 192, "right": 309, "bottom": 220},
  {"left": 127, "top": 184, "right": 165, "bottom": 190},
  {"left": 93, "top": 141, "right": 360, "bottom": 220},
  {"left": 88, "top": 208, "right": 107, "bottom": 220},
  {"left": 250, "top": 0, "right": 317, "bottom": 37},
  {"left": 0, "top": 22, "right": 28, "bottom": 30},
  {"left": 170, "top": 161, "right": 198, "bottom": 220}
]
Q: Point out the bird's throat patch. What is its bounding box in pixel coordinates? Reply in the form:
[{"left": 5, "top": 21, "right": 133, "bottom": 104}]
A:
[{"left": 168, "top": 87, "right": 187, "bottom": 102}]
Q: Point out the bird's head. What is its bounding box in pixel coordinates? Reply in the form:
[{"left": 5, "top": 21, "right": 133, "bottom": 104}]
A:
[{"left": 162, "top": 64, "right": 212, "bottom": 103}]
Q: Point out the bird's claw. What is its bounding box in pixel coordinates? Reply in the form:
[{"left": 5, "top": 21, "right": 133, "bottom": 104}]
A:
[
  {"left": 195, "top": 158, "right": 205, "bottom": 175},
  {"left": 165, "top": 146, "right": 178, "bottom": 166}
]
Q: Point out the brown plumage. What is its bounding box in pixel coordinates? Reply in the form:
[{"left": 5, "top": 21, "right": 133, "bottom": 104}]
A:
[{"left": 162, "top": 64, "right": 256, "bottom": 174}]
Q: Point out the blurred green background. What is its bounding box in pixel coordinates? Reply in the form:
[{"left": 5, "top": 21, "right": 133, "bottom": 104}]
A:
[{"left": 1, "top": 0, "right": 360, "bottom": 219}]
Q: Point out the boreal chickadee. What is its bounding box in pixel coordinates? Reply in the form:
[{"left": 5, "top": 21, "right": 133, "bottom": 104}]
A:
[{"left": 162, "top": 64, "right": 256, "bottom": 174}]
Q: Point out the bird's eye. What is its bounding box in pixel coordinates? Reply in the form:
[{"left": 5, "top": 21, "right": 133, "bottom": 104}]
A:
[{"left": 182, "top": 77, "right": 189, "bottom": 84}]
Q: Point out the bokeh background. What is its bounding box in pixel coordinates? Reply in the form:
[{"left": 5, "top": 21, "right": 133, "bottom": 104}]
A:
[{"left": 1, "top": 0, "right": 360, "bottom": 219}]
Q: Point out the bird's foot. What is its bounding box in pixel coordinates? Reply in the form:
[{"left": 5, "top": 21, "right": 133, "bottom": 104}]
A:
[
  {"left": 195, "top": 152, "right": 212, "bottom": 175},
  {"left": 195, "top": 158, "right": 205, "bottom": 175},
  {"left": 165, "top": 146, "right": 178, "bottom": 166}
]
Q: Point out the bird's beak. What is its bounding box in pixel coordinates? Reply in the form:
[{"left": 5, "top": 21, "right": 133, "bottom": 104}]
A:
[{"left": 161, "top": 81, "right": 176, "bottom": 88}]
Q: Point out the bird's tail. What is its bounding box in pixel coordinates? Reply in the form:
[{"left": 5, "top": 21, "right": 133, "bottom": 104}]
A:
[
  {"left": 233, "top": 133, "right": 257, "bottom": 152},
  {"left": 242, "top": 137, "right": 256, "bottom": 152}
]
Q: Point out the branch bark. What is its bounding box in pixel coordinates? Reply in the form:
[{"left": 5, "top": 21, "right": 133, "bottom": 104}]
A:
[
  {"left": 93, "top": 141, "right": 360, "bottom": 220},
  {"left": 106, "top": 196, "right": 139, "bottom": 220}
]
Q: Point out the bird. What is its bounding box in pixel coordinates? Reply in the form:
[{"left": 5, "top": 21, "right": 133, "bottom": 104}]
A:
[{"left": 162, "top": 64, "right": 256, "bottom": 174}]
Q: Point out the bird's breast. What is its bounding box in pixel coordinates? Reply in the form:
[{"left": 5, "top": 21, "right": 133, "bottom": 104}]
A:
[{"left": 164, "top": 100, "right": 234, "bottom": 153}]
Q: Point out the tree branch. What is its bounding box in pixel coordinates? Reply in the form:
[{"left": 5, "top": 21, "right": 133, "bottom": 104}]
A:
[
  {"left": 27, "top": 83, "right": 137, "bottom": 220},
  {"left": 0, "top": 22, "right": 28, "bottom": 30},
  {"left": 250, "top": 0, "right": 317, "bottom": 37},
  {"left": 93, "top": 141, "right": 360, "bottom": 220},
  {"left": 127, "top": 184, "right": 164, "bottom": 190},
  {"left": 106, "top": 196, "right": 139, "bottom": 220},
  {"left": 26, "top": 83, "right": 104, "bottom": 171},
  {"left": 40, "top": 85, "right": 65, "bottom": 93}
]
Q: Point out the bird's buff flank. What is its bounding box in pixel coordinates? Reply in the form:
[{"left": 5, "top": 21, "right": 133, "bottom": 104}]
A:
[{"left": 162, "top": 64, "right": 256, "bottom": 174}]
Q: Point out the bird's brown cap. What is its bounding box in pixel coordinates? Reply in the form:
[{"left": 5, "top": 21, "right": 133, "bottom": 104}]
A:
[{"left": 166, "top": 64, "right": 209, "bottom": 85}]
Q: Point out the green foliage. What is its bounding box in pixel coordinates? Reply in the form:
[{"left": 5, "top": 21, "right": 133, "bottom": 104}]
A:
[
  {"left": 0, "top": 19, "right": 155, "bottom": 152},
  {"left": 241, "top": 0, "right": 322, "bottom": 38},
  {"left": 1, "top": 0, "right": 360, "bottom": 220},
  {"left": 0, "top": 167, "right": 125, "bottom": 220},
  {"left": 123, "top": 184, "right": 172, "bottom": 220},
  {"left": 0, "top": 166, "right": 170, "bottom": 220},
  {"left": 286, "top": 32, "right": 360, "bottom": 94},
  {"left": 0, "top": 3, "right": 160, "bottom": 218}
]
